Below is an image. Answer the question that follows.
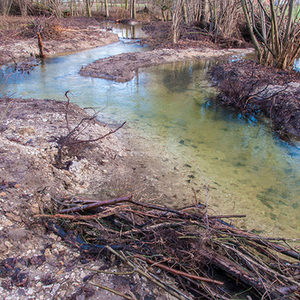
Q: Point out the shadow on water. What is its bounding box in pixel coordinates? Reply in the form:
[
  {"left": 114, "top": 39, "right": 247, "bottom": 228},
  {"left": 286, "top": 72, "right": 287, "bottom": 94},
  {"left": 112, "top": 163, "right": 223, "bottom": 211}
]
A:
[{"left": 161, "top": 60, "right": 214, "bottom": 93}]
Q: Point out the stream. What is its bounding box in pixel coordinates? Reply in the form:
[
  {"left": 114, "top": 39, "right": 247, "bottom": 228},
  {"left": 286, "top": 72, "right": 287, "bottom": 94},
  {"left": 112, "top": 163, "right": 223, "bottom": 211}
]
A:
[{"left": 1, "top": 24, "right": 299, "bottom": 238}]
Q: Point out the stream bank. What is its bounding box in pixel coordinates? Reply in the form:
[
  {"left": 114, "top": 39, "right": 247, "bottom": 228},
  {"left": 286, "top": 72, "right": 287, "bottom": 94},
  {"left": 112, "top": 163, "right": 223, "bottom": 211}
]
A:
[
  {"left": 1, "top": 97, "right": 299, "bottom": 299},
  {"left": 211, "top": 60, "right": 300, "bottom": 140},
  {"left": 0, "top": 16, "right": 119, "bottom": 65},
  {"left": 80, "top": 47, "right": 253, "bottom": 82},
  {"left": 0, "top": 97, "right": 191, "bottom": 299}
]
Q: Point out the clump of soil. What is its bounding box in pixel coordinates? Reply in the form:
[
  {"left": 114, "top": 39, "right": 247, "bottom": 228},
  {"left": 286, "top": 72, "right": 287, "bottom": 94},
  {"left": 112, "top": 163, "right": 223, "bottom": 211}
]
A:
[
  {"left": 80, "top": 47, "right": 253, "bottom": 82},
  {"left": 211, "top": 60, "right": 300, "bottom": 139}
]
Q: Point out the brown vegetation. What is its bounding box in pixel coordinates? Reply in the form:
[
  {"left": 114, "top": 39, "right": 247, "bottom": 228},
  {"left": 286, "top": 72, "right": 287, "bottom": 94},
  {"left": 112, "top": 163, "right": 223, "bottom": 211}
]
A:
[
  {"left": 38, "top": 195, "right": 300, "bottom": 299},
  {"left": 242, "top": 0, "right": 299, "bottom": 70},
  {"left": 211, "top": 60, "right": 300, "bottom": 139}
]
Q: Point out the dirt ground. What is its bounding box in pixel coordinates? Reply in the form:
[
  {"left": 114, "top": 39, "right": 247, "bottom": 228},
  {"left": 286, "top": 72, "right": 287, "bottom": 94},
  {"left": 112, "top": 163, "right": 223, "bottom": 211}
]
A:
[
  {"left": 142, "top": 21, "right": 251, "bottom": 50},
  {"left": 0, "top": 97, "right": 192, "bottom": 299},
  {"left": 0, "top": 16, "right": 119, "bottom": 65},
  {"left": 80, "top": 47, "right": 253, "bottom": 82}
]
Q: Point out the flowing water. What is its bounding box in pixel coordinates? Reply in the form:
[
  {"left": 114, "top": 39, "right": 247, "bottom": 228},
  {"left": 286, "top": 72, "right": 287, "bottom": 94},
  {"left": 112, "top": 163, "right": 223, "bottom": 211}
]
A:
[{"left": 1, "top": 25, "right": 299, "bottom": 237}]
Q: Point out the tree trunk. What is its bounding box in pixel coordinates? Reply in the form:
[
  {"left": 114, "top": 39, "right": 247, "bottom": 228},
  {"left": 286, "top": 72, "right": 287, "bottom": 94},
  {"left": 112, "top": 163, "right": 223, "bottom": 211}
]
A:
[
  {"left": 86, "top": 0, "right": 92, "bottom": 17},
  {"left": 105, "top": 0, "right": 109, "bottom": 17},
  {"left": 18, "top": 0, "right": 28, "bottom": 16},
  {"left": 172, "top": 0, "right": 183, "bottom": 44},
  {"left": 131, "top": 0, "right": 136, "bottom": 19},
  {"left": 200, "top": 0, "right": 207, "bottom": 25},
  {"left": 183, "top": 0, "right": 188, "bottom": 24},
  {"left": 1, "top": 0, "right": 13, "bottom": 15}
]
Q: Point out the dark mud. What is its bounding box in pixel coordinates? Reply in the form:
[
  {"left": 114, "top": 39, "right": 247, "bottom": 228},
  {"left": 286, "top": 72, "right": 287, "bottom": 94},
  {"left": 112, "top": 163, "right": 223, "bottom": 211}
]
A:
[{"left": 80, "top": 47, "right": 253, "bottom": 82}]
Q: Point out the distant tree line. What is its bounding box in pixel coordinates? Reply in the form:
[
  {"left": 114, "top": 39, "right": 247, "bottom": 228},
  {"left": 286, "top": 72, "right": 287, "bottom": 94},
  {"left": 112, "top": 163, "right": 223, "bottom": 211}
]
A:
[
  {"left": 0, "top": 1, "right": 147, "bottom": 17},
  {"left": 171, "top": 0, "right": 299, "bottom": 70},
  {"left": 1, "top": 0, "right": 298, "bottom": 70}
]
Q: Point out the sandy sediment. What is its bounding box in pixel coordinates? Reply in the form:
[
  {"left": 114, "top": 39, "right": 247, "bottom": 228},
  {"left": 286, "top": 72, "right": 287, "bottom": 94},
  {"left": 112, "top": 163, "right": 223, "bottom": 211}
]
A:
[
  {"left": 0, "top": 21, "right": 119, "bottom": 65},
  {"left": 80, "top": 47, "right": 254, "bottom": 82}
]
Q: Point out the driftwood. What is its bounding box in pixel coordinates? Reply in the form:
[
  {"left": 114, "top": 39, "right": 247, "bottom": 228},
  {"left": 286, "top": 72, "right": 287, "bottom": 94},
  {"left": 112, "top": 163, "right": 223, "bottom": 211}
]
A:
[
  {"left": 37, "top": 32, "right": 46, "bottom": 59},
  {"left": 37, "top": 195, "right": 300, "bottom": 299}
]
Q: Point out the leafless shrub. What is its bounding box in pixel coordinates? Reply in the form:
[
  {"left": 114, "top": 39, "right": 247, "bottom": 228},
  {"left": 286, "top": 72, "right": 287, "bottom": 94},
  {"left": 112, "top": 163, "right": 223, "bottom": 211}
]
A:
[
  {"left": 54, "top": 91, "right": 125, "bottom": 169},
  {"left": 242, "top": 0, "right": 300, "bottom": 70},
  {"left": 211, "top": 61, "right": 300, "bottom": 139},
  {"left": 21, "top": 17, "right": 63, "bottom": 40}
]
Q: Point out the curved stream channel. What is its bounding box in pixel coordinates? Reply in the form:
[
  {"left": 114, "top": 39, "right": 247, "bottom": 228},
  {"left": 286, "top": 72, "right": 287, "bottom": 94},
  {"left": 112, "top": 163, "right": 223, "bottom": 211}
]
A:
[{"left": 1, "top": 25, "right": 299, "bottom": 237}]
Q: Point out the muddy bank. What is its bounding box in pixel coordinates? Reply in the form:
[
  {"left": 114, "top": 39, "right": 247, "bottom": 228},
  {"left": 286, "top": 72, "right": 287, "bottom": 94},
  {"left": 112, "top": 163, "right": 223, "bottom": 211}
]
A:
[
  {"left": 0, "top": 16, "right": 119, "bottom": 65},
  {"left": 142, "top": 21, "right": 251, "bottom": 50},
  {"left": 0, "top": 97, "right": 180, "bottom": 299},
  {"left": 211, "top": 61, "right": 300, "bottom": 139},
  {"left": 80, "top": 47, "right": 254, "bottom": 82},
  {"left": 1, "top": 97, "right": 210, "bottom": 299}
]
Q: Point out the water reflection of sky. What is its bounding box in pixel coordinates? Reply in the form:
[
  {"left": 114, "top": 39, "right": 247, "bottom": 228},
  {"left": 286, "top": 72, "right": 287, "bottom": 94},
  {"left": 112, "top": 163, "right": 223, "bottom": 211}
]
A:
[
  {"left": 294, "top": 59, "right": 300, "bottom": 72},
  {"left": 0, "top": 39, "right": 299, "bottom": 237}
]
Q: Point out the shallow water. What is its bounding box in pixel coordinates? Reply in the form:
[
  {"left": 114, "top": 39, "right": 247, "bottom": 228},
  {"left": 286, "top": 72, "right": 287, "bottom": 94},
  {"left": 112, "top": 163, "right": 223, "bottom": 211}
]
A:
[{"left": 1, "top": 32, "right": 299, "bottom": 237}]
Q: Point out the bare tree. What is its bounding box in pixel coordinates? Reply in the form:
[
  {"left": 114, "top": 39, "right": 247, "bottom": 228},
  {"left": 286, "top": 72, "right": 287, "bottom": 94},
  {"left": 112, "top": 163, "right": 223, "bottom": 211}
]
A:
[
  {"left": 85, "top": 0, "right": 92, "bottom": 17},
  {"left": 172, "top": 0, "right": 183, "bottom": 43},
  {"left": 241, "top": 0, "right": 299, "bottom": 69},
  {"left": 131, "top": 0, "right": 136, "bottom": 19},
  {"left": 48, "top": 0, "right": 63, "bottom": 17},
  {"left": 105, "top": 0, "right": 109, "bottom": 17},
  {"left": 153, "top": 0, "right": 172, "bottom": 21},
  {"left": 0, "top": 0, "right": 13, "bottom": 15},
  {"left": 18, "top": 0, "right": 28, "bottom": 16}
]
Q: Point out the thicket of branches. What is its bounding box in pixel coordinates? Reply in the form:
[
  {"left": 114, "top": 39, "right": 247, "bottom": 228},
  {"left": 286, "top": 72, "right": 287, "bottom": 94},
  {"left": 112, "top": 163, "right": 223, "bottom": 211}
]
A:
[
  {"left": 1, "top": 1, "right": 299, "bottom": 69},
  {"left": 242, "top": 0, "right": 299, "bottom": 70},
  {"left": 0, "top": 0, "right": 143, "bottom": 17},
  {"left": 171, "top": 0, "right": 243, "bottom": 43}
]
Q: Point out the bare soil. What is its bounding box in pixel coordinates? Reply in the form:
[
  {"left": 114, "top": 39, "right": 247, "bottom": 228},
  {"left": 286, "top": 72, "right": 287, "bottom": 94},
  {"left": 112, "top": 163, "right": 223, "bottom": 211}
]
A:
[
  {"left": 0, "top": 97, "right": 192, "bottom": 299},
  {"left": 80, "top": 47, "right": 254, "bottom": 82},
  {"left": 0, "top": 16, "right": 119, "bottom": 65}
]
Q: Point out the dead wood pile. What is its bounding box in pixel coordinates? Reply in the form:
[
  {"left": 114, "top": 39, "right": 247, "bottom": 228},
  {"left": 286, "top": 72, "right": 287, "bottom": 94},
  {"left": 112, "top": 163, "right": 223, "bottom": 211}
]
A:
[{"left": 37, "top": 195, "right": 300, "bottom": 299}]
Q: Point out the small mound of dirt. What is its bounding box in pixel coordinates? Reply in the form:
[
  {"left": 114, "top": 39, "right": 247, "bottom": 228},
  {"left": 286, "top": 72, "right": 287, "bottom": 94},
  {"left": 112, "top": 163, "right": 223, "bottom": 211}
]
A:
[{"left": 80, "top": 47, "right": 253, "bottom": 82}]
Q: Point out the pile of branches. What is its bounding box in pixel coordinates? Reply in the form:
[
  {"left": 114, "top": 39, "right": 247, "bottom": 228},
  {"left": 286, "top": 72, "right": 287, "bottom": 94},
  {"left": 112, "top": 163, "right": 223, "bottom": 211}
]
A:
[
  {"left": 37, "top": 195, "right": 300, "bottom": 299},
  {"left": 211, "top": 60, "right": 300, "bottom": 140}
]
